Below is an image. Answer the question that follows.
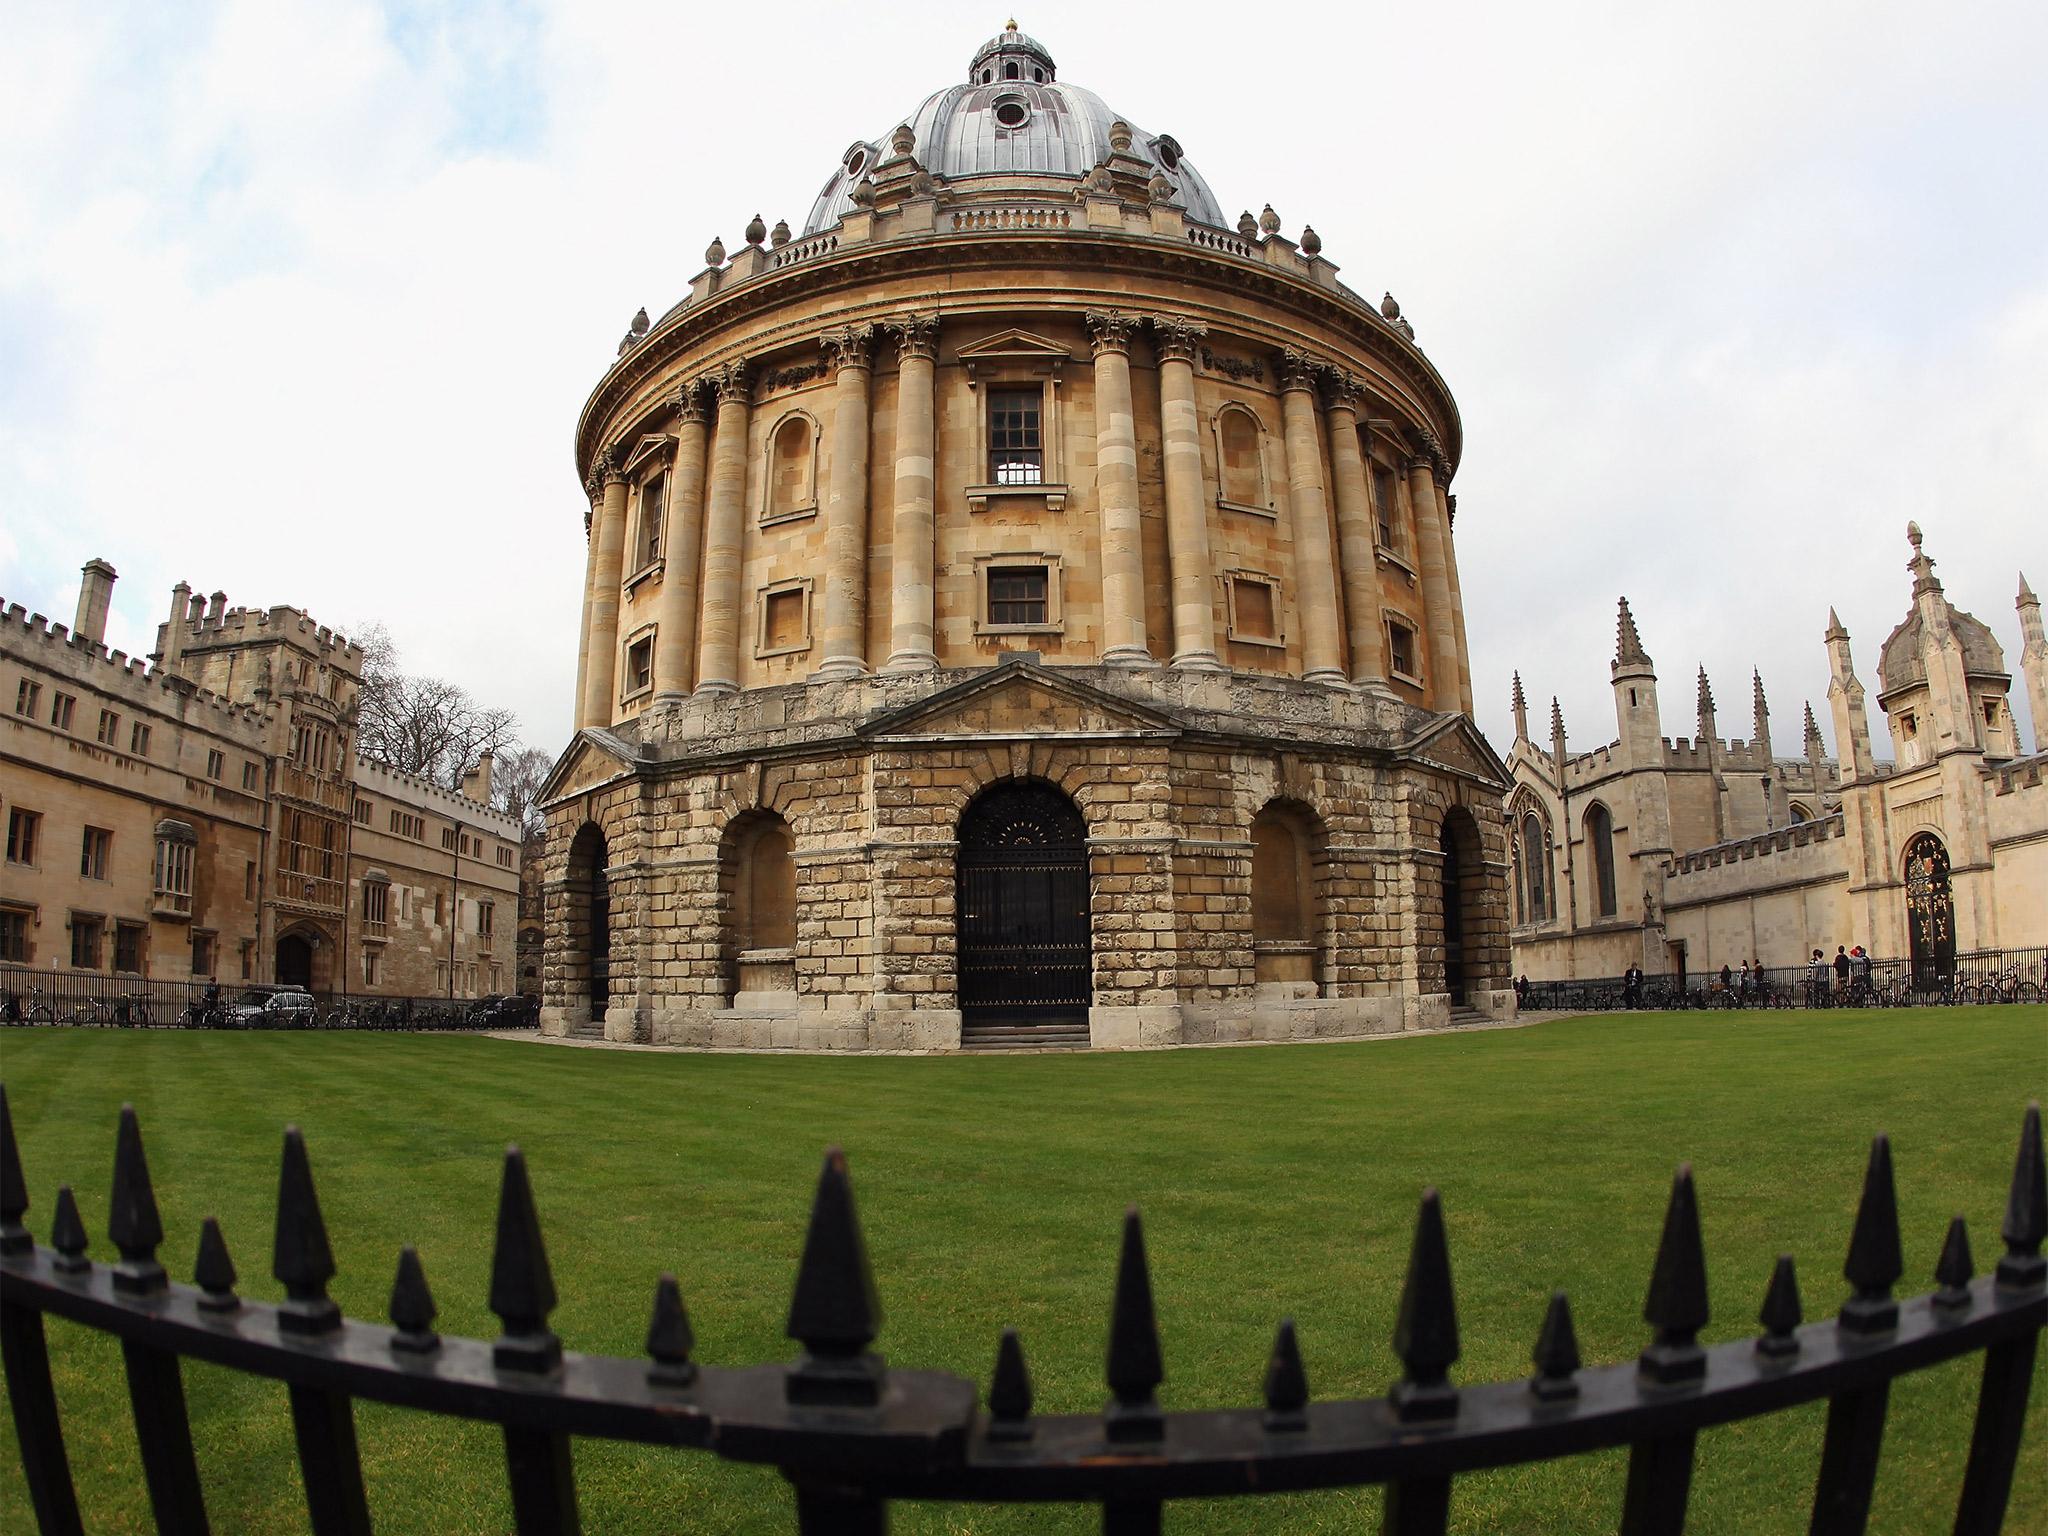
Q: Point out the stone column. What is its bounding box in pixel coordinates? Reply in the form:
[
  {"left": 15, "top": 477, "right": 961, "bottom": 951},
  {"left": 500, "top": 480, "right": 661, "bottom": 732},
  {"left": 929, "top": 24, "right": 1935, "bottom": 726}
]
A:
[
  {"left": 1406, "top": 441, "right": 1459, "bottom": 712},
  {"left": 1323, "top": 372, "right": 1387, "bottom": 689},
  {"left": 652, "top": 383, "right": 710, "bottom": 706},
  {"left": 571, "top": 475, "right": 602, "bottom": 728},
  {"left": 1087, "top": 311, "right": 1153, "bottom": 666},
  {"left": 579, "top": 451, "right": 630, "bottom": 727},
  {"left": 1150, "top": 315, "right": 1221, "bottom": 670},
  {"left": 1439, "top": 485, "right": 1474, "bottom": 715},
  {"left": 1277, "top": 350, "right": 1347, "bottom": 686},
  {"left": 884, "top": 316, "right": 939, "bottom": 673},
  {"left": 694, "top": 360, "right": 753, "bottom": 695},
  {"left": 816, "top": 326, "right": 875, "bottom": 679}
]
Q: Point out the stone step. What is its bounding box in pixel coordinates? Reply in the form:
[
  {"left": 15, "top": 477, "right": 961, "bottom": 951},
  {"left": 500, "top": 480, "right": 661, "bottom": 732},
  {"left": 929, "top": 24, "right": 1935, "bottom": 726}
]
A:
[{"left": 961, "top": 1023, "right": 1091, "bottom": 1051}]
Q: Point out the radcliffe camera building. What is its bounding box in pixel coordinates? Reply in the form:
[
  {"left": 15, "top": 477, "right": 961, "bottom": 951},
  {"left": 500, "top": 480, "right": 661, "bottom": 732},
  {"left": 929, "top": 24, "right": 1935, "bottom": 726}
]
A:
[
  {"left": 540, "top": 28, "right": 1513, "bottom": 1050},
  {"left": 1, "top": 562, "right": 520, "bottom": 999}
]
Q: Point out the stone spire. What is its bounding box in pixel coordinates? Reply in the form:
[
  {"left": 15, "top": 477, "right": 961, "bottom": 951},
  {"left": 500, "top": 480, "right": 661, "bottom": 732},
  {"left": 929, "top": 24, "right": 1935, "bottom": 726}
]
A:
[
  {"left": 1803, "top": 701, "right": 1823, "bottom": 750},
  {"left": 1511, "top": 671, "right": 1529, "bottom": 742},
  {"left": 2018, "top": 572, "right": 2048, "bottom": 755},
  {"left": 1803, "top": 702, "right": 1829, "bottom": 808},
  {"left": 1549, "top": 695, "right": 1568, "bottom": 777},
  {"left": 1614, "top": 597, "right": 1651, "bottom": 670},
  {"left": 1824, "top": 612, "right": 1875, "bottom": 784},
  {"left": 1906, "top": 520, "right": 1941, "bottom": 597},
  {"left": 1696, "top": 666, "right": 1716, "bottom": 738},
  {"left": 1751, "top": 669, "right": 1772, "bottom": 757}
]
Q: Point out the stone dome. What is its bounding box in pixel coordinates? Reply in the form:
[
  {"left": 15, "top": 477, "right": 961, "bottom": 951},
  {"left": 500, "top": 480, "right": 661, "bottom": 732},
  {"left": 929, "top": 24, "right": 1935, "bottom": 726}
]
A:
[
  {"left": 1877, "top": 605, "right": 2007, "bottom": 694},
  {"left": 803, "top": 27, "right": 1227, "bottom": 235}
]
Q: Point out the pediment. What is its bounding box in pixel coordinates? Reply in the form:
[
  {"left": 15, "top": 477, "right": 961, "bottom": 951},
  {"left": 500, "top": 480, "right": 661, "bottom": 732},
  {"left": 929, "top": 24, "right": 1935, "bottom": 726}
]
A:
[
  {"left": 621, "top": 433, "right": 676, "bottom": 477},
  {"left": 956, "top": 328, "right": 1075, "bottom": 377},
  {"left": 1406, "top": 714, "right": 1512, "bottom": 788},
  {"left": 538, "top": 728, "right": 638, "bottom": 804},
  {"left": 861, "top": 663, "right": 1178, "bottom": 742}
]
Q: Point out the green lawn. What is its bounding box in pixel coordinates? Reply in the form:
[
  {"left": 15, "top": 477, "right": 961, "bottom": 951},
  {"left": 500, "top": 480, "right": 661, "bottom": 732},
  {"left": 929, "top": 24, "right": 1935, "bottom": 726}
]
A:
[{"left": 2, "top": 1009, "right": 2044, "bottom": 1534}]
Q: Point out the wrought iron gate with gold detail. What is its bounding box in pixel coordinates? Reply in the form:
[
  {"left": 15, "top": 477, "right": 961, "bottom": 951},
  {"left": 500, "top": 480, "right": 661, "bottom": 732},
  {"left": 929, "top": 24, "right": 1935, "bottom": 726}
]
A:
[
  {"left": 1904, "top": 831, "right": 1954, "bottom": 992},
  {"left": 955, "top": 781, "right": 1090, "bottom": 1020}
]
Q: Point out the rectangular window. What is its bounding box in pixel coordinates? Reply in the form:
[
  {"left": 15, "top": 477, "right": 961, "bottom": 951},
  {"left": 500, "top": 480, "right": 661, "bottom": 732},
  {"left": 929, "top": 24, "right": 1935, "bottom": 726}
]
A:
[
  {"left": 364, "top": 880, "right": 388, "bottom": 924},
  {"left": 80, "top": 826, "right": 112, "bottom": 880},
  {"left": 353, "top": 797, "right": 372, "bottom": 825},
  {"left": 490, "top": 964, "right": 502, "bottom": 994},
  {"left": 207, "top": 749, "right": 225, "bottom": 780},
  {"left": 129, "top": 720, "right": 151, "bottom": 757},
  {"left": 240, "top": 939, "right": 254, "bottom": 979},
  {"left": 6, "top": 808, "right": 39, "bottom": 865},
  {"left": 51, "top": 693, "right": 75, "bottom": 731},
  {"left": 1227, "top": 575, "right": 1280, "bottom": 644},
  {"left": 113, "top": 921, "right": 144, "bottom": 974},
  {"left": 442, "top": 827, "right": 457, "bottom": 851},
  {"left": 434, "top": 891, "right": 446, "bottom": 926},
  {"left": 988, "top": 388, "right": 1043, "bottom": 484},
  {"left": 243, "top": 761, "right": 260, "bottom": 791},
  {"left": 1388, "top": 619, "right": 1418, "bottom": 680},
  {"left": 497, "top": 846, "right": 515, "bottom": 868},
  {"left": 1372, "top": 465, "right": 1400, "bottom": 551},
  {"left": 14, "top": 679, "right": 39, "bottom": 717},
  {"left": 639, "top": 472, "right": 666, "bottom": 566},
  {"left": 70, "top": 915, "right": 103, "bottom": 970},
  {"left": 245, "top": 860, "right": 257, "bottom": 901},
  {"left": 479, "top": 900, "right": 495, "bottom": 945},
  {"left": 762, "top": 590, "right": 806, "bottom": 653},
  {"left": 97, "top": 708, "right": 120, "bottom": 745},
  {"left": 626, "top": 634, "right": 655, "bottom": 695},
  {"left": 987, "top": 566, "right": 1049, "bottom": 627},
  {"left": 191, "top": 931, "right": 215, "bottom": 977},
  {"left": 435, "top": 960, "right": 448, "bottom": 993},
  {"left": 363, "top": 949, "right": 381, "bottom": 987},
  {"left": 0, "top": 908, "right": 28, "bottom": 964},
  {"left": 153, "top": 834, "right": 194, "bottom": 910}
]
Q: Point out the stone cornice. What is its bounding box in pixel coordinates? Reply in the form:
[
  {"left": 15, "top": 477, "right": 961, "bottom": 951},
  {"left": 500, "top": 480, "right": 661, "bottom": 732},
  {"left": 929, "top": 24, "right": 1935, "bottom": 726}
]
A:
[{"left": 575, "top": 230, "right": 1462, "bottom": 482}]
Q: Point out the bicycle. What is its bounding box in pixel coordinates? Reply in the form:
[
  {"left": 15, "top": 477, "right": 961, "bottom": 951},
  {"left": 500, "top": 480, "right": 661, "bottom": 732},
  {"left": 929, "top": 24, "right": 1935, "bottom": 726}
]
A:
[
  {"left": 114, "top": 994, "right": 154, "bottom": 1028},
  {"left": 67, "top": 996, "right": 111, "bottom": 1027}
]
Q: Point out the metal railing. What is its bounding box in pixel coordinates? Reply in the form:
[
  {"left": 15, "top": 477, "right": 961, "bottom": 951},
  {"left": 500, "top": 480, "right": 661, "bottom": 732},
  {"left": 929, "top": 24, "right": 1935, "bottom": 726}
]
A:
[
  {"left": 0, "top": 965, "right": 536, "bottom": 1031},
  {"left": 1518, "top": 947, "right": 2048, "bottom": 1013},
  {"left": 2, "top": 1090, "right": 2040, "bottom": 1533}
]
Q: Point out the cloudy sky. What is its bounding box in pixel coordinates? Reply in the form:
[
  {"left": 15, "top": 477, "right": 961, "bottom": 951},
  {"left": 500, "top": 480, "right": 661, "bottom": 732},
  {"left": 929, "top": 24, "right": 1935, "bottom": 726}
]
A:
[{"left": 4, "top": 0, "right": 2044, "bottom": 764}]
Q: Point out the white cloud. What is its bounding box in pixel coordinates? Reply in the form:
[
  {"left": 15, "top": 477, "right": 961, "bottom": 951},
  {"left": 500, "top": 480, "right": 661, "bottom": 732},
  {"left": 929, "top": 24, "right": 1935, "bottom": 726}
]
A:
[{"left": 3, "top": 0, "right": 2043, "bottom": 764}]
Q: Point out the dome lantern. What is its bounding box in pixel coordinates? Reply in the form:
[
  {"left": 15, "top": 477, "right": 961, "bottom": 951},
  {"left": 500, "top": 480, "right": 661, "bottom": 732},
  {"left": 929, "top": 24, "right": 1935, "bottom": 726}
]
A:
[{"left": 970, "top": 22, "right": 1056, "bottom": 85}]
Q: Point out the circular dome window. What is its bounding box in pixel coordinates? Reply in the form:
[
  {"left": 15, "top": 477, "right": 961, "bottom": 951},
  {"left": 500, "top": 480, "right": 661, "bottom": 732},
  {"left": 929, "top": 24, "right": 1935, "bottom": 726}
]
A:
[
  {"left": 993, "top": 99, "right": 1029, "bottom": 129},
  {"left": 1154, "top": 135, "right": 1183, "bottom": 171},
  {"left": 845, "top": 147, "right": 868, "bottom": 178}
]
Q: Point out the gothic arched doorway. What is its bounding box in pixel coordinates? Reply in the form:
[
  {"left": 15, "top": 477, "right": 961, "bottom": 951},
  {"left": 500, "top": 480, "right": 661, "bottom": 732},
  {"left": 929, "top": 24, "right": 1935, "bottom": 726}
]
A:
[
  {"left": 1903, "top": 832, "right": 1954, "bottom": 994},
  {"left": 276, "top": 932, "right": 313, "bottom": 989},
  {"left": 955, "top": 780, "right": 1091, "bottom": 1027},
  {"left": 566, "top": 823, "right": 610, "bottom": 1024}
]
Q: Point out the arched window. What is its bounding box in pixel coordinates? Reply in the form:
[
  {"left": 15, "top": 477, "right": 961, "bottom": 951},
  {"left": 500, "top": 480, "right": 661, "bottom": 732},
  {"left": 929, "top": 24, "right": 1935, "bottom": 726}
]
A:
[
  {"left": 1521, "top": 810, "right": 1551, "bottom": 922},
  {"left": 763, "top": 413, "right": 817, "bottom": 522},
  {"left": 1788, "top": 801, "right": 1812, "bottom": 823},
  {"left": 1004, "top": 61, "right": 1019, "bottom": 79},
  {"left": 1215, "top": 406, "right": 1267, "bottom": 510},
  {"left": 1586, "top": 803, "right": 1617, "bottom": 918}
]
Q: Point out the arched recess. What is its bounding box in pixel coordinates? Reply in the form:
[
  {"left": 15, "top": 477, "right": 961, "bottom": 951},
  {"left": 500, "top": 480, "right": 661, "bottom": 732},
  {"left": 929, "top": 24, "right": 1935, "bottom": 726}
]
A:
[
  {"left": 1788, "top": 801, "right": 1813, "bottom": 823},
  {"left": 1212, "top": 403, "right": 1272, "bottom": 512},
  {"left": 1584, "top": 802, "right": 1618, "bottom": 918},
  {"left": 564, "top": 823, "right": 610, "bottom": 1023},
  {"left": 1434, "top": 807, "right": 1487, "bottom": 1004},
  {"left": 720, "top": 810, "right": 797, "bottom": 1001},
  {"left": 1902, "top": 831, "right": 1954, "bottom": 992},
  {"left": 761, "top": 411, "right": 820, "bottom": 522},
  {"left": 955, "top": 778, "right": 1091, "bottom": 1026},
  {"left": 1250, "top": 799, "right": 1326, "bottom": 995},
  {"left": 1508, "top": 794, "right": 1553, "bottom": 926}
]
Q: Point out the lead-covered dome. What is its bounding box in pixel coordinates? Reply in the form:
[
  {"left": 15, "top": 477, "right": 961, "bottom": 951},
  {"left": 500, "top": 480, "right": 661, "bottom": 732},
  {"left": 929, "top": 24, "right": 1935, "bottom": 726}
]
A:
[{"left": 804, "top": 27, "right": 1227, "bottom": 235}]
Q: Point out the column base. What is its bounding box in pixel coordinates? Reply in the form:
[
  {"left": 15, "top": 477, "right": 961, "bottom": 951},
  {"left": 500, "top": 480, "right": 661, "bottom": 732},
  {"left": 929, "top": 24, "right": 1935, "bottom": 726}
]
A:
[
  {"left": 1351, "top": 676, "right": 1395, "bottom": 696},
  {"left": 1168, "top": 650, "right": 1226, "bottom": 671},
  {"left": 1101, "top": 646, "right": 1160, "bottom": 668},
  {"left": 881, "top": 651, "right": 938, "bottom": 674},
  {"left": 813, "top": 656, "right": 869, "bottom": 681},
  {"left": 1303, "top": 667, "right": 1351, "bottom": 688},
  {"left": 693, "top": 677, "right": 738, "bottom": 697}
]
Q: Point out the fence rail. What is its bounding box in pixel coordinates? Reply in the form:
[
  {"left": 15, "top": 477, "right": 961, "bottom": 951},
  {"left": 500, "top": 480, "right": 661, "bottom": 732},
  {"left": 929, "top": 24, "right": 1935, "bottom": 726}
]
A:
[
  {"left": 1520, "top": 947, "right": 2048, "bottom": 1013},
  {"left": 0, "top": 964, "right": 535, "bottom": 1032},
  {"left": 2, "top": 1088, "right": 2041, "bottom": 1532}
]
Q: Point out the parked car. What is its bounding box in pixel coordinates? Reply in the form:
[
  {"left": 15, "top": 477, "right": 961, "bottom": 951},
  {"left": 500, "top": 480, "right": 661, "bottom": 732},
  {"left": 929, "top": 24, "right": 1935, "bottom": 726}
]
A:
[
  {"left": 226, "top": 985, "right": 314, "bottom": 1027},
  {"left": 466, "top": 994, "right": 538, "bottom": 1028},
  {"left": 262, "top": 990, "right": 319, "bottom": 1027}
]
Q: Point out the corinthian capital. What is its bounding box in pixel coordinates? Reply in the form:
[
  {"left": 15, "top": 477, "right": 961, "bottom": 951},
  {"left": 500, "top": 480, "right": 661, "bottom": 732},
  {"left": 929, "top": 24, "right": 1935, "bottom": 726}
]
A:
[
  {"left": 1085, "top": 310, "right": 1139, "bottom": 356},
  {"left": 1148, "top": 314, "right": 1207, "bottom": 363},
  {"left": 821, "top": 323, "right": 876, "bottom": 373},
  {"left": 672, "top": 378, "right": 709, "bottom": 425},
  {"left": 1319, "top": 368, "right": 1364, "bottom": 413},
  {"left": 706, "top": 359, "right": 752, "bottom": 404},
  {"left": 1405, "top": 426, "right": 1447, "bottom": 479},
  {"left": 887, "top": 313, "right": 938, "bottom": 361},
  {"left": 1277, "top": 347, "right": 1323, "bottom": 392},
  {"left": 597, "top": 446, "right": 628, "bottom": 487}
]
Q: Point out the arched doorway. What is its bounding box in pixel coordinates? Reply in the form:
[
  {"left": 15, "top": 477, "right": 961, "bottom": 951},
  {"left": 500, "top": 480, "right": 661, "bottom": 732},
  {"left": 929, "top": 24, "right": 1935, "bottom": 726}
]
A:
[
  {"left": 955, "top": 780, "right": 1091, "bottom": 1028},
  {"left": 1903, "top": 832, "right": 1954, "bottom": 994},
  {"left": 1440, "top": 822, "right": 1466, "bottom": 1004},
  {"left": 276, "top": 932, "right": 313, "bottom": 989},
  {"left": 566, "top": 824, "right": 610, "bottom": 1024},
  {"left": 1437, "top": 806, "right": 1486, "bottom": 1006}
]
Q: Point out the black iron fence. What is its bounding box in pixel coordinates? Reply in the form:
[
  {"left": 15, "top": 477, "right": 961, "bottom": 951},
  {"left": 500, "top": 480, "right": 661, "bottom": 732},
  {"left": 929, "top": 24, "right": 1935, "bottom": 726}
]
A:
[
  {"left": 1519, "top": 947, "right": 2048, "bottom": 1013},
  {"left": 0, "top": 964, "right": 537, "bottom": 1032},
  {"left": 2, "top": 1087, "right": 2041, "bottom": 1533}
]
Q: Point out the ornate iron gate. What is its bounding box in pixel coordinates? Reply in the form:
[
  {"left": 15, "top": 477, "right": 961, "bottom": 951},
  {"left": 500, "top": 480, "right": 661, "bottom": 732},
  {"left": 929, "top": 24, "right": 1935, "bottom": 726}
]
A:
[
  {"left": 955, "top": 781, "right": 1090, "bottom": 1020},
  {"left": 1905, "top": 832, "right": 1955, "bottom": 994}
]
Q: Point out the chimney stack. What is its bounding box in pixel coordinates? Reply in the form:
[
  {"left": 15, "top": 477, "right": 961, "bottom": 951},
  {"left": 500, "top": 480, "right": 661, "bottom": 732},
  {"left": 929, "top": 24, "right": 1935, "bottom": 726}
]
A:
[
  {"left": 207, "top": 590, "right": 227, "bottom": 625},
  {"left": 462, "top": 749, "right": 496, "bottom": 804},
  {"left": 74, "top": 559, "right": 117, "bottom": 646}
]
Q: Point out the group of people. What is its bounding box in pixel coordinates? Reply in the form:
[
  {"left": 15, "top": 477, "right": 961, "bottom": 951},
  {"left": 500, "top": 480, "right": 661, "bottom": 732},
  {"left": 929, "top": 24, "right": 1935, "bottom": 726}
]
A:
[{"left": 1807, "top": 944, "right": 1876, "bottom": 1003}]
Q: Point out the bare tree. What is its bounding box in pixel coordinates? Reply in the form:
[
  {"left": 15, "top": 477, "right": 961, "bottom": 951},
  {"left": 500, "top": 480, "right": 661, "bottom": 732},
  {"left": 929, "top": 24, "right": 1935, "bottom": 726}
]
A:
[
  {"left": 491, "top": 745, "right": 557, "bottom": 837},
  {"left": 352, "top": 623, "right": 521, "bottom": 791}
]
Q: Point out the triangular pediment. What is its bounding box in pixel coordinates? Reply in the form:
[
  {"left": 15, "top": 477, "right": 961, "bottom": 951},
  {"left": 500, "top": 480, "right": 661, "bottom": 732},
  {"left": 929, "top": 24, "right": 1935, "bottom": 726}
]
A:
[
  {"left": 620, "top": 433, "right": 676, "bottom": 477},
  {"left": 1406, "top": 713, "right": 1512, "bottom": 788},
  {"left": 861, "top": 663, "right": 1179, "bottom": 742},
  {"left": 538, "top": 728, "right": 638, "bottom": 805},
  {"left": 955, "top": 328, "right": 1075, "bottom": 367}
]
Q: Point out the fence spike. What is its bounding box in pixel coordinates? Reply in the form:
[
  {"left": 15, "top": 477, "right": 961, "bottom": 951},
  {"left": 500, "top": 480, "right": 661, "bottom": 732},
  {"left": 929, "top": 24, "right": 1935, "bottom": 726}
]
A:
[
  {"left": 785, "top": 1147, "right": 884, "bottom": 1406},
  {"left": 272, "top": 1125, "right": 340, "bottom": 1335},
  {"left": 0, "top": 1083, "right": 30, "bottom": 1255},
  {"left": 646, "top": 1273, "right": 696, "bottom": 1385},
  {"left": 1529, "top": 1290, "right": 1581, "bottom": 1401},
  {"left": 1840, "top": 1133, "right": 1903, "bottom": 1333},
  {"left": 107, "top": 1104, "right": 166, "bottom": 1294},
  {"left": 1263, "top": 1317, "right": 1309, "bottom": 1429},
  {"left": 1933, "top": 1215, "right": 1974, "bottom": 1312},
  {"left": 987, "top": 1327, "right": 1034, "bottom": 1441},
  {"left": 1390, "top": 1187, "right": 1460, "bottom": 1422},
  {"left": 50, "top": 1185, "right": 90, "bottom": 1274},
  {"left": 1997, "top": 1100, "right": 2045, "bottom": 1289},
  {"left": 489, "top": 1144, "right": 561, "bottom": 1373},
  {"left": 1756, "top": 1253, "right": 1802, "bottom": 1358},
  {"left": 1104, "top": 1205, "right": 1164, "bottom": 1442},
  {"left": 389, "top": 1245, "right": 440, "bottom": 1353},
  {"left": 194, "top": 1216, "right": 239, "bottom": 1312},
  {"left": 1639, "top": 1163, "right": 1709, "bottom": 1384}
]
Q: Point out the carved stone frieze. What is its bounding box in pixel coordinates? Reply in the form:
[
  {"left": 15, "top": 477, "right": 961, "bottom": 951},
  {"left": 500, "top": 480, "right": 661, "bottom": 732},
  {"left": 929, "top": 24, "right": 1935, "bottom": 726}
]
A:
[{"left": 1199, "top": 347, "right": 1264, "bottom": 384}]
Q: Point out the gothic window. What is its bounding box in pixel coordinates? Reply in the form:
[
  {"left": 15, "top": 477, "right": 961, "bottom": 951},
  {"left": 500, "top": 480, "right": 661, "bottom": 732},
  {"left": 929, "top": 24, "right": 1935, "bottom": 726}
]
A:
[
  {"left": 1586, "top": 803, "right": 1617, "bottom": 918},
  {"left": 153, "top": 819, "right": 196, "bottom": 916},
  {"left": 1520, "top": 810, "right": 1551, "bottom": 922},
  {"left": 989, "top": 389, "right": 1043, "bottom": 484}
]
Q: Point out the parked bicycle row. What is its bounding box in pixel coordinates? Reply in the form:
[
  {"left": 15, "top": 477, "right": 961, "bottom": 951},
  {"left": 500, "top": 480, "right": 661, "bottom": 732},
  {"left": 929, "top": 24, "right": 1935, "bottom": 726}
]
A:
[
  {"left": 0, "top": 966, "right": 538, "bottom": 1032},
  {"left": 1516, "top": 945, "right": 2046, "bottom": 1013}
]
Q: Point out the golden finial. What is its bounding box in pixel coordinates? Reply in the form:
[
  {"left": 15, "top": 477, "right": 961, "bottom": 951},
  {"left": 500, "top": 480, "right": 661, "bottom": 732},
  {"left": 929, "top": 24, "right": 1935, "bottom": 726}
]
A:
[{"left": 1007, "top": 17, "right": 1018, "bottom": 30}]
